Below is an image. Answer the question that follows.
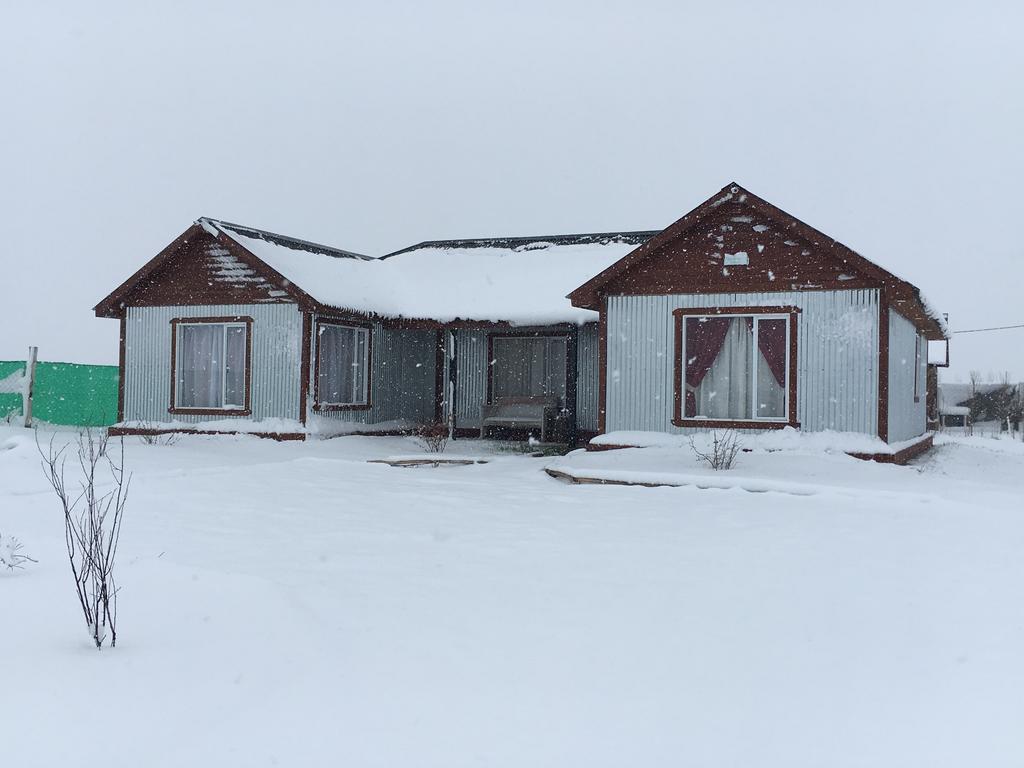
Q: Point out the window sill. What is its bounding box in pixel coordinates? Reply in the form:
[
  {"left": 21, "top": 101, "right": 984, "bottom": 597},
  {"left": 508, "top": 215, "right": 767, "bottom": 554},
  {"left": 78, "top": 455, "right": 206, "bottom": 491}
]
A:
[
  {"left": 672, "top": 419, "right": 800, "bottom": 430},
  {"left": 314, "top": 403, "right": 372, "bottom": 412},
  {"left": 168, "top": 407, "right": 253, "bottom": 417}
]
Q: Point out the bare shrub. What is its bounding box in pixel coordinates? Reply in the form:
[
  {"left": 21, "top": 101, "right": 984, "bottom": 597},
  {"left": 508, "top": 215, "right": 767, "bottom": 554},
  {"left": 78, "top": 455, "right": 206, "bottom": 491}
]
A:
[
  {"left": 38, "top": 429, "right": 129, "bottom": 649},
  {"left": 0, "top": 533, "right": 36, "bottom": 571},
  {"left": 689, "top": 429, "right": 742, "bottom": 471},
  {"left": 136, "top": 423, "right": 179, "bottom": 446},
  {"left": 417, "top": 422, "right": 449, "bottom": 454}
]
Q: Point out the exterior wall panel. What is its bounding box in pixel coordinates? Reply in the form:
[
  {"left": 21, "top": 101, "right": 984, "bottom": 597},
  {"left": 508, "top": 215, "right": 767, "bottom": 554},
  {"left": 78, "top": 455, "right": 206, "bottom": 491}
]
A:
[
  {"left": 887, "top": 310, "right": 927, "bottom": 442},
  {"left": 605, "top": 289, "right": 881, "bottom": 436},
  {"left": 576, "top": 323, "right": 600, "bottom": 433},
  {"left": 453, "top": 328, "right": 490, "bottom": 429},
  {"left": 123, "top": 304, "right": 303, "bottom": 424}
]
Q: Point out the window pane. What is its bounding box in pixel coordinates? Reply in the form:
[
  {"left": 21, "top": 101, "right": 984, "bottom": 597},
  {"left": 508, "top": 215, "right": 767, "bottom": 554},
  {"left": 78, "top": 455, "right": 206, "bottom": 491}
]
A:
[
  {"left": 491, "top": 336, "right": 567, "bottom": 402},
  {"left": 178, "top": 324, "right": 223, "bottom": 408},
  {"left": 318, "top": 325, "right": 368, "bottom": 405},
  {"left": 224, "top": 325, "right": 247, "bottom": 408},
  {"left": 755, "top": 318, "right": 786, "bottom": 418},
  {"left": 545, "top": 338, "right": 567, "bottom": 401},
  {"left": 685, "top": 317, "right": 753, "bottom": 419}
]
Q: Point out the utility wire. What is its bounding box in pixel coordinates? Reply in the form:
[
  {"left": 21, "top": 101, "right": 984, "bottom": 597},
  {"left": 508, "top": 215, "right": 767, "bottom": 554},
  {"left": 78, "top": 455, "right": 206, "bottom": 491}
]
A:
[{"left": 952, "top": 323, "right": 1024, "bottom": 335}]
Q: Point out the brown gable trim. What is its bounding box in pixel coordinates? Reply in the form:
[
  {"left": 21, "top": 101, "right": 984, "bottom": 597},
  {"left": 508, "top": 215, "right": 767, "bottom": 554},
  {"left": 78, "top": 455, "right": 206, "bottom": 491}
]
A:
[
  {"left": 670, "top": 306, "right": 800, "bottom": 429},
  {"left": 94, "top": 223, "right": 312, "bottom": 319},
  {"left": 567, "top": 183, "right": 945, "bottom": 341},
  {"left": 168, "top": 315, "right": 254, "bottom": 417},
  {"left": 95, "top": 224, "right": 204, "bottom": 318}
]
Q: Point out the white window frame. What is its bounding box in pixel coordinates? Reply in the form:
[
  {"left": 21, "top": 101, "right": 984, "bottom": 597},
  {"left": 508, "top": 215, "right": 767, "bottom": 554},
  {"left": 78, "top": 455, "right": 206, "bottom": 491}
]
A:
[
  {"left": 173, "top": 321, "right": 249, "bottom": 410},
  {"left": 679, "top": 311, "right": 791, "bottom": 423},
  {"left": 315, "top": 322, "right": 371, "bottom": 408}
]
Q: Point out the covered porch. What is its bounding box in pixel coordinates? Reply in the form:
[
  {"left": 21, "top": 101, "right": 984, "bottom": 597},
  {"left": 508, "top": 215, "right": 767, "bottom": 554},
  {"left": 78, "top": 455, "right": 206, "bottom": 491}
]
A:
[{"left": 309, "top": 318, "right": 599, "bottom": 445}]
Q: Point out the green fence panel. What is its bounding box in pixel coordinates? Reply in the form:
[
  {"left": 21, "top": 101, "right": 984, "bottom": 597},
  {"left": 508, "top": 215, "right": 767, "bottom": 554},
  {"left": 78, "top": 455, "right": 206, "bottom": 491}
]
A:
[{"left": 0, "top": 361, "right": 119, "bottom": 427}]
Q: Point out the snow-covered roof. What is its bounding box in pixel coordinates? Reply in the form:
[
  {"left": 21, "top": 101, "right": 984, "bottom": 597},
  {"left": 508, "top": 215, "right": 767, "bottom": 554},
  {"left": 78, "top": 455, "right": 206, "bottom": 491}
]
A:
[
  {"left": 940, "top": 405, "right": 971, "bottom": 416},
  {"left": 938, "top": 382, "right": 1009, "bottom": 408},
  {"left": 206, "top": 218, "right": 655, "bottom": 325}
]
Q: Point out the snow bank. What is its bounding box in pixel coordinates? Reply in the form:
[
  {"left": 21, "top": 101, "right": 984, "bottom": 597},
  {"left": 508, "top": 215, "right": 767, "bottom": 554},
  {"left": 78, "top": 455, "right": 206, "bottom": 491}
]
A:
[
  {"left": 591, "top": 427, "right": 927, "bottom": 455},
  {"left": 305, "top": 416, "right": 417, "bottom": 438},
  {"left": 118, "top": 417, "right": 306, "bottom": 435},
  {"left": 4, "top": 424, "right": 1024, "bottom": 766},
  {"left": 116, "top": 416, "right": 423, "bottom": 439}
]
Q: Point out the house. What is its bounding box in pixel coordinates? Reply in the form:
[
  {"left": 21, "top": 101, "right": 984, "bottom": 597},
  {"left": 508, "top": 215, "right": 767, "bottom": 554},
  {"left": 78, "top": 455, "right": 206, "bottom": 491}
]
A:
[
  {"left": 939, "top": 382, "right": 1022, "bottom": 433},
  {"left": 938, "top": 405, "right": 972, "bottom": 435},
  {"left": 567, "top": 183, "right": 947, "bottom": 455},
  {"left": 95, "top": 218, "right": 654, "bottom": 441},
  {"left": 95, "top": 183, "right": 947, "bottom": 456}
]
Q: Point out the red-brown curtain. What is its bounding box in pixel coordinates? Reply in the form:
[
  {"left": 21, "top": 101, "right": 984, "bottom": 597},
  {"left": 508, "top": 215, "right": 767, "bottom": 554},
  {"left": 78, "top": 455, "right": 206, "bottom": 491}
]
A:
[{"left": 684, "top": 317, "right": 732, "bottom": 417}]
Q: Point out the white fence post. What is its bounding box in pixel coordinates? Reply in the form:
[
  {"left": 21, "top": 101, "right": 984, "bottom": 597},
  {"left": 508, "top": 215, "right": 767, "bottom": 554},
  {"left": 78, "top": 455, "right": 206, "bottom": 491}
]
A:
[{"left": 23, "top": 346, "right": 37, "bottom": 428}]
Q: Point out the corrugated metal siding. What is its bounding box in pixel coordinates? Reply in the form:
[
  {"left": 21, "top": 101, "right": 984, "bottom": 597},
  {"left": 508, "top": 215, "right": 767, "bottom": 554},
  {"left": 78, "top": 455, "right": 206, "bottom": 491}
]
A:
[
  {"left": 123, "top": 304, "right": 303, "bottom": 424},
  {"left": 576, "top": 323, "right": 600, "bottom": 432},
  {"left": 888, "top": 310, "right": 927, "bottom": 442},
  {"left": 605, "top": 290, "right": 881, "bottom": 435},
  {"left": 453, "top": 328, "right": 489, "bottom": 429},
  {"left": 311, "top": 319, "right": 436, "bottom": 426}
]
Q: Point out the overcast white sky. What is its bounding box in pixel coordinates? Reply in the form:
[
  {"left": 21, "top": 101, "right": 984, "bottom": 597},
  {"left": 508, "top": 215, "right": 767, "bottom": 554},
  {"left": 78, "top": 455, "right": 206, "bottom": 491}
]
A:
[{"left": 3, "top": 0, "right": 1021, "bottom": 381}]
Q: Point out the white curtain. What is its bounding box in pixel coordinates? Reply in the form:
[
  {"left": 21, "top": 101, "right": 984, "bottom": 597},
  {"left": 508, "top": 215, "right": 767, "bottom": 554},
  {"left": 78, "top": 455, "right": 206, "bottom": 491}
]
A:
[
  {"left": 693, "top": 318, "right": 752, "bottom": 419},
  {"left": 755, "top": 350, "right": 786, "bottom": 418},
  {"left": 179, "top": 324, "right": 223, "bottom": 408},
  {"left": 224, "top": 326, "right": 247, "bottom": 408},
  {"left": 318, "top": 325, "right": 368, "bottom": 405}
]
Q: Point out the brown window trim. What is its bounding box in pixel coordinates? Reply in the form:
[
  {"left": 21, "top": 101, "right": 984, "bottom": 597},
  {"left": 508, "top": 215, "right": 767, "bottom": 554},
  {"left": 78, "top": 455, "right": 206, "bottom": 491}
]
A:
[
  {"left": 486, "top": 330, "right": 571, "bottom": 405},
  {"left": 313, "top": 319, "right": 373, "bottom": 412},
  {"left": 169, "top": 316, "right": 254, "bottom": 417},
  {"left": 671, "top": 306, "right": 800, "bottom": 429},
  {"left": 913, "top": 333, "right": 922, "bottom": 403}
]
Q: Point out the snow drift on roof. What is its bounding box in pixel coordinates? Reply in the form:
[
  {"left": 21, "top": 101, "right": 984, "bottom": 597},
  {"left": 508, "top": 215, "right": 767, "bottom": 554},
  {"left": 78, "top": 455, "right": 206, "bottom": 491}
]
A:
[{"left": 212, "top": 220, "right": 651, "bottom": 325}]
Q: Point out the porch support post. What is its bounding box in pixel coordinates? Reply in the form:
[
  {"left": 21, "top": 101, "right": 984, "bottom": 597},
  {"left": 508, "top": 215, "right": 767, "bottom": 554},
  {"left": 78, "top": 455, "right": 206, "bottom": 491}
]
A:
[
  {"left": 566, "top": 327, "right": 579, "bottom": 447},
  {"left": 447, "top": 328, "right": 458, "bottom": 439},
  {"left": 433, "top": 329, "right": 445, "bottom": 424}
]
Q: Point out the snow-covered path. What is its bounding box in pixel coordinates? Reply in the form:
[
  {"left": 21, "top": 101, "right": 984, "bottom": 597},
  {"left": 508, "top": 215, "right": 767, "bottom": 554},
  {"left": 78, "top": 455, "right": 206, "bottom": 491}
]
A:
[{"left": 2, "top": 429, "right": 1024, "bottom": 767}]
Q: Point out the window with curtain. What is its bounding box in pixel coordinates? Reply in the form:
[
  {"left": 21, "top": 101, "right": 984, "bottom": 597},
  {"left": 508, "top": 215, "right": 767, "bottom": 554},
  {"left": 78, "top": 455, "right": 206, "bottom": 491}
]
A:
[
  {"left": 490, "top": 335, "right": 567, "bottom": 403},
  {"left": 175, "top": 322, "right": 248, "bottom": 409},
  {"left": 681, "top": 314, "right": 789, "bottom": 421},
  {"left": 317, "top": 323, "right": 370, "bottom": 407}
]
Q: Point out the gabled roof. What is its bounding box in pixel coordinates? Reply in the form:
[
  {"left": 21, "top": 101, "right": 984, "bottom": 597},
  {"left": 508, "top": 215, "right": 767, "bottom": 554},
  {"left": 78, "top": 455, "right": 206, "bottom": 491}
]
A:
[
  {"left": 201, "top": 218, "right": 373, "bottom": 261},
  {"left": 567, "top": 182, "right": 948, "bottom": 340},
  {"left": 95, "top": 220, "right": 652, "bottom": 325}
]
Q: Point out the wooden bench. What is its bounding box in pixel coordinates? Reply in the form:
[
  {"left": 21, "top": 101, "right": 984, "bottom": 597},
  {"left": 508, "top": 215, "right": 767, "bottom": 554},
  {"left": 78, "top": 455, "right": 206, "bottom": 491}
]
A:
[{"left": 480, "top": 396, "right": 561, "bottom": 442}]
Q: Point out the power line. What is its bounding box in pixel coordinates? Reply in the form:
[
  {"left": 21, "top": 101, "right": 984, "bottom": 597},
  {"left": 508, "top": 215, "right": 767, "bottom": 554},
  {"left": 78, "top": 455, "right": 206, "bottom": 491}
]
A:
[{"left": 952, "top": 323, "right": 1024, "bottom": 335}]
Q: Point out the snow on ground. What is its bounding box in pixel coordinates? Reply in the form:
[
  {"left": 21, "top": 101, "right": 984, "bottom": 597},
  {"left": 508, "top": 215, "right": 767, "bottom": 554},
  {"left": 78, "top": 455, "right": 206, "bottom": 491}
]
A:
[{"left": 3, "top": 427, "right": 1024, "bottom": 767}]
